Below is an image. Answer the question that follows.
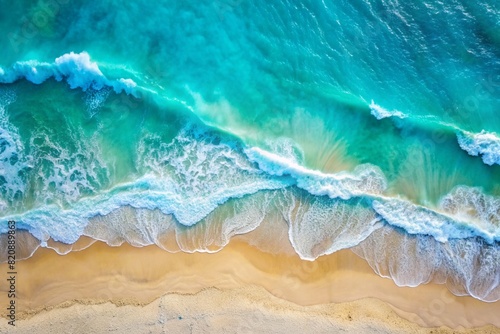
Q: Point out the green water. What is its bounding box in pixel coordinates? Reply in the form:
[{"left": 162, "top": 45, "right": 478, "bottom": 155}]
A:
[{"left": 0, "top": 0, "right": 499, "bottom": 301}]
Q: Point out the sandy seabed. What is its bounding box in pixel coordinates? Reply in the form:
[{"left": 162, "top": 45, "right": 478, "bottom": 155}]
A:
[{"left": 0, "top": 235, "right": 499, "bottom": 333}]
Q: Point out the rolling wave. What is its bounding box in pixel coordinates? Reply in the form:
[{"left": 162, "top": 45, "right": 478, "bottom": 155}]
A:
[
  {"left": 457, "top": 130, "right": 500, "bottom": 166},
  {"left": 0, "top": 53, "right": 498, "bottom": 302},
  {"left": 369, "top": 101, "right": 500, "bottom": 166},
  {"left": 1, "top": 121, "right": 498, "bottom": 247},
  {"left": 0, "top": 52, "right": 139, "bottom": 97}
]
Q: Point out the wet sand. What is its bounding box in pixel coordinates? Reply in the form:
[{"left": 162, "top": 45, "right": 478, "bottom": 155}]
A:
[{"left": 0, "top": 238, "right": 499, "bottom": 333}]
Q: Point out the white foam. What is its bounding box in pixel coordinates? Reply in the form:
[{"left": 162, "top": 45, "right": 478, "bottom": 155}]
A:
[
  {"left": 0, "top": 52, "right": 140, "bottom": 97},
  {"left": 372, "top": 193, "right": 499, "bottom": 244},
  {"left": 281, "top": 189, "right": 383, "bottom": 260},
  {"left": 137, "top": 127, "right": 293, "bottom": 225},
  {"left": 54, "top": 52, "right": 104, "bottom": 89},
  {"left": 369, "top": 100, "right": 407, "bottom": 120},
  {"left": 244, "top": 146, "right": 387, "bottom": 199},
  {"left": 457, "top": 130, "right": 500, "bottom": 165},
  {"left": 369, "top": 101, "right": 500, "bottom": 167},
  {"left": 354, "top": 225, "right": 500, "bottom": 302},
  {"left": 0, "top": 90, "right": 33, "bottom": 205},
  {"left": 440, "top": 186, "right": 500, "bottom": 232},
  {"left": 84, "top": 87, "right": 111, "bottom": 116},
  {"left": 118, "top": 78, "right": 137, "bottom": 94},
  {"left": 1, "top": 123, "right": 499, "bottom": 259},
  {"left": 29, "top": 128, "right": 110, "bottom": 205},
  {"left": 263, "top": 137, "right": 305, "bottom": 165},
  {"left": 0, "top": 126, "right": 291, "bottom": 243},
  {"left": 373, "top": 199, "right": 473, "bottom": 242},
  {"left": 0, "top": 171, "right": 286, "bottom": 244}
]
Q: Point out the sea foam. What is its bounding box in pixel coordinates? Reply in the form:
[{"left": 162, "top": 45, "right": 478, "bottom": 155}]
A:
[
  {"left": 0, "top": 90, "right": 33, "bottom": 205},
  {"left": 29, "top": 129, "right": 110, "bottom": 205},
  {"left": 0, "top": 52, "right": 139, "bottom": 97},
  {"left": 1, "top": 127, "right": 499, "bottom": 301},
  {"left": 244, "top": 147, "right": 387, "bottom": 199},
  {"left": 457, "top": 130, "right": 500, "bottom": 166},
  {"left": 369, "top": 101, "right": 500, "bottom": 166},
  {"left": 2, "top": 125, "right": 498, "bottom": 249},
  {"left": 0, "top": 129, "right": 293, "bottom": 244},
  {"left": 354, "top": 225, "right": 500, "bottom": 302},
  {"left": 369, "top": 100, "right": 407, "bottom": 120},
  {"left": 372, "top": 198, "right": 497, "bottom": 243}
]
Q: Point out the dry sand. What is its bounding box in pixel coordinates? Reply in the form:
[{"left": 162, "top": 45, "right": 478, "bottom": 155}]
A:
[{"left": 1, "top": 238, "right": 499, "bottom": 333}]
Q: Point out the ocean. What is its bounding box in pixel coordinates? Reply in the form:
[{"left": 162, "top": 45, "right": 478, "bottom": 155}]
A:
[{"left": 0, "top": 0, "right": 499, "bottom": 302}]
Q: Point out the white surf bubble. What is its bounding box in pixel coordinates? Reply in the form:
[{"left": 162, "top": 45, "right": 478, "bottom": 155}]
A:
[
  {"left": 372, "top": 196, "right": 498, "bottom": 244},
  {"left": 369, "top": 100, "right": 407, "bottom": 120},
  {"left": 29, "top": 126, "right": 110, "bottom": 205},
  {"left": 280, "top": 189, "right": 383, "bottom": 260},
  {"left": 354, "top": 225, "right": 500, "bottom": 302},
  {"left": 137, "top": 126, "right": 293, "bottom": 226},
  {"left": 0, "top": 171, "right": 282, "bottom": 245},
  {"left": 244, "top": 146, "right": 387, "bottom": 200},
  {"left": 118, "top": 78, "right": 137, "bottom": 93},
  {"left": 263, "top": 137, "right": 305, "bottom": 165},
  {"left": 369, "top": 101, "right": 500, "bottom": 167},
  {"left": 440, "top": 186, "right": 500, "bottom": 233},
  {"left": 457, "top": 130, "right": 500, "bottom": 166},
  {"left": 0, "top": 52, "right": 140, "bottom": 97},
  {"left": 0, "top": 89, "right": 33, "bottom": 205},
  {"left": 54, "top": 52, "right": 104, "bottom": 89}
]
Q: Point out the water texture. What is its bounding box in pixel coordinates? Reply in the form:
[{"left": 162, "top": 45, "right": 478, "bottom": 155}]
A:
[{"left": 0, "top": 0, "right": 499, "bottom": 301}]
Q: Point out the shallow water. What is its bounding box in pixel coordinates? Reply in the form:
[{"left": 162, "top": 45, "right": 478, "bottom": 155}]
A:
[{"left": 0, "top": 0, "right": 499, "bottom": 301}]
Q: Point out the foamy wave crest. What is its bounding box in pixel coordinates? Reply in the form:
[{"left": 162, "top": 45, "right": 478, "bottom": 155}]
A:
[
  {"left": 84, "top": 191, "right": 274, "bottom": 253},
  {"left": 372, "top": 184, "right": 500, "bottom": 244},
  {"left": 0, "top": 128, "right": 292, "bottom": 244},
  {"left": 2, "top": 125, "right": 498, "bottom": 248},
  {"left": 0, "top": 89, "right": 33, "bottom": 208},
  {"left": 0, "top": 171, "right": 288, "bottom": 245},
  {"left": 372, "top": 198, "right": 497, "bottom": 243},
  {"left": 368, "top": 100, "right": 500, "bottom": 167},
  {"left": 0, "top": 52, "right": 139, "bottom": 97},
  {"left": 457, "top": 130, "right": 500, "bottom": 166},
  {"left": 137, "top": 126, "right": 293, "bottom": 225},
  {"left": 244, "top": 147, "right": 387, "bottom": 200},
  {"left": 369, "top": 100, "right": 407, "bottom": 120},
  {"left": 440, "top": 186, "right": 500, "bottom": 233}
]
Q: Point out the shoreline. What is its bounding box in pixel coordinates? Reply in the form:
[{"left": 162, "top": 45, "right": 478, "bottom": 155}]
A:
[
  {"left": 1, "top": 238, "right": 499, "bottom": 332},
  {"left": 4, "top": 287, "right": 500, "bottom": 334}
]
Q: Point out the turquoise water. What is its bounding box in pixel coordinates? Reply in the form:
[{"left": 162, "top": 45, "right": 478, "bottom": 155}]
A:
[{"left": 0, "top": 0, "right": 499, "bottom": 301}]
